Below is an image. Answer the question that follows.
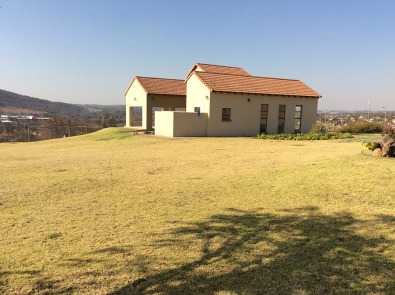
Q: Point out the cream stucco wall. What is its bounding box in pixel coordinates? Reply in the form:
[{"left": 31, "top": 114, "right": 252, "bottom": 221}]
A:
[
  {"left": 125, "top": 79, "right": 147, "bottom": 128},
  {"left": 186, "top": 74, "right": 211, "bottom": 114},
  {"left": 155, "top": 111, "right": 208, "bottom": 137},
  {"left": 173, "top": 112, "right": 208, "bottom": 137},
  {"left": 154, "top": 111, "right": 174, "bottom": 137},
  {"left": 208, "top": 92, "right": 318, "bottom": 136}
]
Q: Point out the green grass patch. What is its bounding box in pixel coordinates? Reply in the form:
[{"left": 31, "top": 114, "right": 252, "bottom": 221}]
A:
[
  {"left": 339, "top": 121, "right": 383, "bottom": 133},
  {"left": 257, "top": 132, "right": 353, "bottom": 140},
  {"left": 82, "top": 127, "right": 136, "bottom": 141}
]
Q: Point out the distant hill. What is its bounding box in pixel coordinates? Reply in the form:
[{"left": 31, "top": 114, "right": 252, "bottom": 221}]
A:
[{"left": 0, "top": 88, "right": 124, "bottom": 117}]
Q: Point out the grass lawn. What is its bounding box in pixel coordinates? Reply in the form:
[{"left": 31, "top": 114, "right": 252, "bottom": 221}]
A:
[{"left": 0, "top": 128, "right": 394, "bottom": 294}]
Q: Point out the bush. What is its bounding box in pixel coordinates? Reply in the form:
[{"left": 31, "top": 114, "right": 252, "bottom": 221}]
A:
[
  {"left": 363, "top": 141, "right": 381, "bottom": 151},
  {"left": 383, "top": 124, "right": 395, "bottom": 137},
  {"left": 339, "top": 121, "right": 383, "bottom": 134},
  {"left": 257, "top": 132, "right": 353, "bottom": 141},
  {"left": 311, "top": 122, "right": 328, "bottom": 134}
]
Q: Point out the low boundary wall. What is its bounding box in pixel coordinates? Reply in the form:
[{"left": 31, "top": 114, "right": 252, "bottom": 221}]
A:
[{"left": 155, "top": 111, "right": 208, "bottom": 137}]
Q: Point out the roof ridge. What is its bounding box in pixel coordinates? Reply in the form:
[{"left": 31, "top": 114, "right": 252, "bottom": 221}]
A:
[
  {"left": 136, "top": 76, "right": 184, "bottom": 81},
  {"left": 195, "top": 71, "right": 299, "bottom": 81},
  {"left": 196, "top": 62, "right": 246, "bottom": 69}
]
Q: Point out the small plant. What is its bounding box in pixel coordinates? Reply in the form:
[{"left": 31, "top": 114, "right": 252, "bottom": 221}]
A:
[
  {"left": 257, "top": 132, "right": 353, "bottom": 141},
  {"left": 47, "top": 232, "right": 62, "bottom": 240},
  {"left": 363, "top": 141, "right": 380, "bottom": 151}
]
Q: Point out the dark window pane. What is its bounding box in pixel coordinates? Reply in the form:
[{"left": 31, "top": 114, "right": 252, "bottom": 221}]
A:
[
  {"left": 130, "top": 106, "right": 142, "bottom": 127},
  {"left": 222, "top": 108, "right": 231, "bottom": 122},
  {"left": 278, "top": 105, "right": 286, "bottom": 133},
  {"left": 260, "top": 104, "right": 269, "bottom": 133}
]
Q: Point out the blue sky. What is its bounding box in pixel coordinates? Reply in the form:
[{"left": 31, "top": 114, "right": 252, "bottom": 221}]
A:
[{"left": 0, "top": 0, "right": 394, "bottom": 110}]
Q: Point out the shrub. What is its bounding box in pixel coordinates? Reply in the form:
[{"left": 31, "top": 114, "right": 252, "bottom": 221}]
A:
[
  {"left": 310, "top": 122, "right": 328, "bottom": 134},
  {"left": 339, "top": 121, "right": 383, "bottom": 134},
  {"left": 383, "top": 124, "right": 395, "bottom": 138},
  {"left": 363, "top": 141, "right": 381, "bottom": 151},
  {"left": 257, "top": 132, "right": 353, "bottom": 141}
]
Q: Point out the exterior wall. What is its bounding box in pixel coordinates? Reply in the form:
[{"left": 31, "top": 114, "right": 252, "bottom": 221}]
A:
[
  {"left": 125, "top": 79, "right": 147, "bottom": 128},
  {"left": 185, "top": 72, "right": 319, "bottom": 137},
  {"left": 146, "top": 94, "right": 186, "bottom": 130},
  {"left": 155, "top": 111, "right": 208, "bottom": 137},
  {"left": 207, "top": 92, "right": 319, "bottom": 136},
  {"left": 186, "top": 73, "right": 211, "bottom": 114},
  {"left": 154, "top": 111, "right": 174, "bottom": 137},
  {"left": 173, "top": 112, "right": 208, "bottom": 137}
]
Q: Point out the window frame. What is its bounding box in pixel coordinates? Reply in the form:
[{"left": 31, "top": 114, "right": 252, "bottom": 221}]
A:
[
  {"left": 278, "top": 104, "right": 286, "bottom": 133},
  {"left": 294, "top": 105, "right": 303, "bottom": 133},
  {"left": 260, "top": 104, "right": 269, "bottom": 134},
  {"left": 221, "top": 108, "right": 232, "bottom": 122},
  {"left": 130, "top": 106, "right": 143, "bottom": 127}
]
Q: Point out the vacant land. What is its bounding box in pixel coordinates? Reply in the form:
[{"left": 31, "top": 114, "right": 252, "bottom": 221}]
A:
[{"left": 1, "top": 128, "right": 394, "bottom": 294}]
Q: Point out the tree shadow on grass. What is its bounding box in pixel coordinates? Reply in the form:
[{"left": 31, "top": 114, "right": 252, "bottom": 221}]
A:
[
  {"left": 0, "top": 269, "right": 76, "bottom": 295},
  {"left": 111, "top": 207, "right": 395, "bottom": 295}
]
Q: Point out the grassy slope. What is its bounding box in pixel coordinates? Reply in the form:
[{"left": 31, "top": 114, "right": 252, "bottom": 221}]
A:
[{"left": 0, "top": 129, "right": 394, "bottom": 294}]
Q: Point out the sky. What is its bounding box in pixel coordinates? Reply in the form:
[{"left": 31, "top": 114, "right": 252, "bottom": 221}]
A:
[{"left": 0, "top": 0, "right": 394, "bottom": 110}]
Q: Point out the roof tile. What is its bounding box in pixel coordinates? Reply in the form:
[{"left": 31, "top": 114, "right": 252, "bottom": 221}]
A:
[
  {"left": 135, "top": 77, "right": 186, "bottom": 96},
  {"left": 195, "top": 63, "right": 250, "bottom": 76},
  {"left": 194, "top": 72, "right": 320, "bottom": 98}
]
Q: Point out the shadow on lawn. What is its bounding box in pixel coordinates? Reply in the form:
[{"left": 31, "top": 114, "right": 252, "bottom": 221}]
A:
[
  {"left": 110, "top": 206, "right": 395, "bottom": 295},
  {"left": 3, "top": 207, "right": 395, "bottom": 294}
]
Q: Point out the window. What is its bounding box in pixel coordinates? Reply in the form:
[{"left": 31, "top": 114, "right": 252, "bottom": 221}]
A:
[
  {"left": 260, "top": 104, "right": 269, "bottom": 134},
  {"left": 130, "top": 106, "right": 142, "bottom": 127},
  {"left": 194, "top": 107, "right": 201, "bottom": 116},
  {"left": 222, "top": 108, "right": 231, "bottom": 122},
  {"left": 294, "top": 105, "right": 303, "bottom": 133},
  {"left": 278, "top": 104, "right": 286, "bottom": 133}
]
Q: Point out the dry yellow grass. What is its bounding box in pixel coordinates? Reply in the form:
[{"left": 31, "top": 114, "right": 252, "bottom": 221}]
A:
[{"left": 0, "top": 128, "right": 394, "bottom": 294}]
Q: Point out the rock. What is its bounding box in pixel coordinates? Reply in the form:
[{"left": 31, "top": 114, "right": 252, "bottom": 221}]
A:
[
  {"left": 373, "top": 148, "right": 383, "bottom": 157},
  {"left": 390, "top": 143, "right": 395, "bottom": 157},
  {"left": 380, "top": 135, "right": 395, "bottom": 157}
]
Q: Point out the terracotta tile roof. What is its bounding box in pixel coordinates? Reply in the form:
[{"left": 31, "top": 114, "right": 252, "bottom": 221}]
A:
[
  {"left": 126, "top": 76, "right": 186, "bottom": 96},
  {"left": 196, "top": 63, "right": 250, "bottom": 76},
  {"left": 194, "top": 71, "right": 320, "bottom": 98},
  {"left": 186, "top": 63, "right": 250, "bottom": 80}
]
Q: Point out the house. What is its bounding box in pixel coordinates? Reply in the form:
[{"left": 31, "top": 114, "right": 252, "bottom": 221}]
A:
[
  {"left": 125, "top": 77, "right": 186, "bottom": 130},
  {"left": 125, "top": 63, "right": 321, "bottom": 137}
]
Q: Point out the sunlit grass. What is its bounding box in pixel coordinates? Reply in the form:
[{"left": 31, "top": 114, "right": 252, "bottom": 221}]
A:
[{"left": 0, "top": 128, "right": 394, "bottom": 294}]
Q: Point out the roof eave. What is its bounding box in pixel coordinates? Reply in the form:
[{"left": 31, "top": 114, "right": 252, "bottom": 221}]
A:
[
  {"left": 211, "top": 90, "right": 321, "bottom": 98},
  {"left": 148, "top": 93, "right": 186, "bottom": 97}
]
